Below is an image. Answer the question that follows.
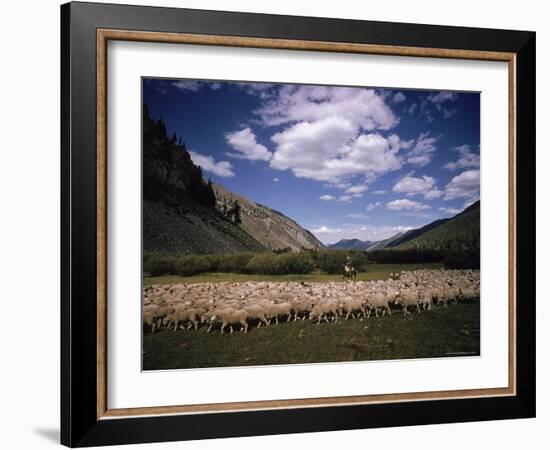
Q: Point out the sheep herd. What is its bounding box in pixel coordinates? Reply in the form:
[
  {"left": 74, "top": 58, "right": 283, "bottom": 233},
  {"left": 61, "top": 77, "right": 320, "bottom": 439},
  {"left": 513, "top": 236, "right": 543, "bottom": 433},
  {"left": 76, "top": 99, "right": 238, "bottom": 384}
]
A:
[{"left": 143, "top": 269, "right": 480, "bottom": 335}]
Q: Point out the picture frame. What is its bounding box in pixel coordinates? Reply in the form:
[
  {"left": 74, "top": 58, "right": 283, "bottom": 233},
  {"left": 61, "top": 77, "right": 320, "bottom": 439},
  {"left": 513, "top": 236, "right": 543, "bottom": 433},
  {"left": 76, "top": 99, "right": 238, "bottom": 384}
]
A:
[{"left": 60, "top": 1, "right": 536, "bottom": 447}]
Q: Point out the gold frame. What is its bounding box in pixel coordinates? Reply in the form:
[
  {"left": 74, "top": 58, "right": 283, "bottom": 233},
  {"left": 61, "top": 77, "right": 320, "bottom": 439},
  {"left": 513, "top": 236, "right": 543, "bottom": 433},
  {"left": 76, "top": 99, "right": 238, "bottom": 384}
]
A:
[{"left": 96, "top": 29, "right": 516, "bottom": 420}]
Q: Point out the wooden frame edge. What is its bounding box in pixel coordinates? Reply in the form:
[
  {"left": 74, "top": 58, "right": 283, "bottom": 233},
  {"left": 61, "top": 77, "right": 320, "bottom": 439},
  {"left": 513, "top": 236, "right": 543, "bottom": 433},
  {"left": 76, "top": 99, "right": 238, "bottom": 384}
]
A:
[{"left": 95, "top": 28, "right": 517, "bottom": 421}]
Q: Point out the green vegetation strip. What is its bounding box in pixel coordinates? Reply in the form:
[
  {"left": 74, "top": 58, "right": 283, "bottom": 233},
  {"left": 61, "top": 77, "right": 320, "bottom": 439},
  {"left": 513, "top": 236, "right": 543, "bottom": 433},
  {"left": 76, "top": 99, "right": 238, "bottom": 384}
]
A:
[
  {"left": 143, "top": 263, "right": 443, "bottom": 285},
  {"left": 143, "top": 302, "right": 479, "bottom": 370}
]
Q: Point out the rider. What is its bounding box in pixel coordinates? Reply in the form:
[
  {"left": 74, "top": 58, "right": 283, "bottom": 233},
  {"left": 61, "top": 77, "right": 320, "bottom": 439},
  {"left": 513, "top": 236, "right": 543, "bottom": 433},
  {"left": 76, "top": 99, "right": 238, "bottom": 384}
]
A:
[{"left": 344, "top": 256, "right": 353, "bottom": 272}]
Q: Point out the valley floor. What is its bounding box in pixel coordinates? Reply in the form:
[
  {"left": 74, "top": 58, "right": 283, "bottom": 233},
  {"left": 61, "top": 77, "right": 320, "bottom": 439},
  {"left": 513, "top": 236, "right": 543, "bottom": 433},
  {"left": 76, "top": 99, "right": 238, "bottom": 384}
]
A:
[
  {"left": 143, "top": 301, "right": 479, "bottom": 370},
  {"left": 143, "top": 262, "right": 443, "bottom": 285}
]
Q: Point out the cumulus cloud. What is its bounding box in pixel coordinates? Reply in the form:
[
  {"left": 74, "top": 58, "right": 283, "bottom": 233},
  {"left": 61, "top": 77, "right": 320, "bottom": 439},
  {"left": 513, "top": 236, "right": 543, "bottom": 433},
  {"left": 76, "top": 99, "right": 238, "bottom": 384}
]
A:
[
  {"left": 392, "top": 172, "right": 443, "bottom": 199},
  {"left": 424, "top": 189, "right": 443, "bottom": 200},
  {"left": 406, "top": 132, "right": 439, "bottom": 167},
  {"left": 255, "top": 85, "right": 399, "bottom": 130},
  {"left": 427, "top": 91, "right": 458, "bottom": 104},
  {"left": 439, "top": 206, "right": 461, "bottom": 215},
  {"left": 270, "top": 115, "right": 408, "bottom": 183},
  {"left": 189, "top": 151, "right": 235, "bottom": 177},
  {"left": 319, "top": 194, "right": 336, "bottom": 201},
  {"left": 172, "top": 80, "right": 202, "bottom": 92},
  {"left": 444, "top": 145, "right": 480, "bottom": 170},
  {"left": 366, "top": 201, "right": 381, "bottom": 211},
  {"left": 225, "top": 128, "right": 272, "bottom": 161},
  {"left": 337, "top": 195, "right": 354, "bottom": 203},
  {"left": 172, "top": 80, "right": 226, "bottom": 92},
  {"left": 386, "top": 198, "right": 430, "bottom": 211},
  {"left": 273, "top": 177, "right": 280, "bottom": 182},
  {"left": 392, "top": 92, "right": 406, "bottom": 103},
  {"left": 312, "top": 225, "right": 342, "bottom": 234},
  {"left": 443, "top": 169, "right": 480, "bottom": 200},
  {"left": 427, "top": 91, "right": 459, "bottom": 119},
  {"left": 393, "top": 173, "right": 435, "bottom": 194},
  {"left": 345, "top": 185, "right": 368, "bottom": 195},
  {"left": 372, "top": 190, "right": 388, "bottom": 195}
]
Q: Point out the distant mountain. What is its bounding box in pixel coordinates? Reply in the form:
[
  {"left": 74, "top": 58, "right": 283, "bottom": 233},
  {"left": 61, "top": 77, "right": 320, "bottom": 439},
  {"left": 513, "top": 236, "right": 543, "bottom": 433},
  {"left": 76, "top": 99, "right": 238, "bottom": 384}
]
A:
[
  {"left": 327, "top": 238, "right": 374, "bottom": 250},
  {"left": 386, "top": 218, "right": 450, "bottom": 248},
  {"left": 213, "top": 183, "right": 324, "bottom": 252},
  {"left": 394, "top": 201, "right": 480, "bottom": 251},
  {"left": 329, "top": 201, "right": 480, "bottom": 253},
  {"left": 364, "top": 232, "right": 407, "bottom": 251}
]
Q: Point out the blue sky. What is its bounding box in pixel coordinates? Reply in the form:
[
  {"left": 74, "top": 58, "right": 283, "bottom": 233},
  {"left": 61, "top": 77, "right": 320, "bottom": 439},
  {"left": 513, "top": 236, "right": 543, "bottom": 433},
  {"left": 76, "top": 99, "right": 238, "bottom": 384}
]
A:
[{"left": 143, "top": 78, "right": 480, "bottom": 245}]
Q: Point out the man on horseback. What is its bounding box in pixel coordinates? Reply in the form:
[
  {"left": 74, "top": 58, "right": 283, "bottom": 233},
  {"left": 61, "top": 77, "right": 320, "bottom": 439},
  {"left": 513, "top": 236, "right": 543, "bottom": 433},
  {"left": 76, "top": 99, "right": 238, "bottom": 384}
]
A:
[{"left": 343, "top": 256, "right": 357, "bottom": 281}]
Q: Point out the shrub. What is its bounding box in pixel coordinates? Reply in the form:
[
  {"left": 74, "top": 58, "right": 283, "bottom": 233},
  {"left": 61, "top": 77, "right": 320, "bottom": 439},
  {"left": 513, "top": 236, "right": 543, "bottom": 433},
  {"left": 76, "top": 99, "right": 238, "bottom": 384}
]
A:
[
  {"left": 443, "top": 251, "right": 480, "bottom": 270},
  {"left": 314, "top": 250, "right": 369, "bottom": 274},
  {"left": 246, "top": 252, "right": 315, "bottom": 275},
  {"left": 144, "top": 254, "right": 179, "bottom": 276},
  {"left": 217, "top": 252, "right": 256, "bottom": 273}
]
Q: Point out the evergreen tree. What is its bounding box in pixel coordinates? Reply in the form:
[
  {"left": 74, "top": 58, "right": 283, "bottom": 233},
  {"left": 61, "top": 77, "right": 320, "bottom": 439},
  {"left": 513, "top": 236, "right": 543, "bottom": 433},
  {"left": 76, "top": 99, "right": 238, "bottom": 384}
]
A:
[{"left": 229, "top": 200, "right": 242, "bottom": 224}]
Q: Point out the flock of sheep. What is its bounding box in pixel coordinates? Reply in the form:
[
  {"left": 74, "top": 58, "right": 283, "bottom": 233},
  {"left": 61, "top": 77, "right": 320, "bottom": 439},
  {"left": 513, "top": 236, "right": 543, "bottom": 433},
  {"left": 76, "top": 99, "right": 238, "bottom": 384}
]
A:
[{"left": 143, "top": 269, "right": 480, "bottom": 335}]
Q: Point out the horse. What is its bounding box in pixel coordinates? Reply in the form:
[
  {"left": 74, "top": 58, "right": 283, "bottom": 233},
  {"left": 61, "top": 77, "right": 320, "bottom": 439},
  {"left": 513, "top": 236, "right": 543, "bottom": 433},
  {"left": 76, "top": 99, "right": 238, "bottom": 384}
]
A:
[{"left": 342, "top": 265, "right": 357, "bottom": 281}]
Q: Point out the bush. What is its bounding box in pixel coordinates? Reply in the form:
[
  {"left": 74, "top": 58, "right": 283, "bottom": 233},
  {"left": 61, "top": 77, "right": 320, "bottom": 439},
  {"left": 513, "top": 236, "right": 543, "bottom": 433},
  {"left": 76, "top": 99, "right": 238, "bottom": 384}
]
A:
[
  {"left": 217, "top": 252, "right": 255, "bottom": 273},
  {"left": 246, "top": 252, "right": 315, "bottom": 275},
  {"left": 314, "top": 250, "right": 369, "bottom": 274},
  {"left": 368, "top": 249, "right": 443, "bottom": 264},
  {"left": 144, "top": 254, "right": 179, "bottom": 276},
  {"left": 443, "top": 251, "right": 480, "bottom": 270}
]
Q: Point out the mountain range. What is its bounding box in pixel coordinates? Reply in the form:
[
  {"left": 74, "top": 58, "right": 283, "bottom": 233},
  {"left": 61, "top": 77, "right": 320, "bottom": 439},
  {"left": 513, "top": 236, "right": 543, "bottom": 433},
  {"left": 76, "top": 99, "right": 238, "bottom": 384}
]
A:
[
  {"left": 327, "top": 201, "right": 480, "bottom": 252},
  {"left": 143, "top": 106, "right": 479, "bottom": 256}
]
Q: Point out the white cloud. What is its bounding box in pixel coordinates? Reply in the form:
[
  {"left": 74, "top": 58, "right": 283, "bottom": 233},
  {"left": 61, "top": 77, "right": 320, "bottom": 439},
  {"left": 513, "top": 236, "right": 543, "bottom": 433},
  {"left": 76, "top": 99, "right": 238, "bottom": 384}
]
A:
[
  {"left": 337, "top": 195, "right": 354, "bottom": 203},
  {"left": 392, "top": 173, "right": 443, "bottom": 200},
  {"left": 443, "top": 169, "right": 480, "bottom": 200},
  {"left": 255, "top": 85, "right": 399, "bottom": 130},
  {"left": 319, "top": 194, "right": 336, "bottom": 201},
  {"left": 393, "top": 173, "right": 435, "bottom": 194},
  {"left": 426, "top": 91, "right": 459, "bottom": 119},
  {"left": 444, "top": 145, "right": 480, "bottom": 170},
  {"left": 172, "top": 80, "right": 202, "bottom": 92},
  {"left": 273, "top": 177, "right": 280, "bottom": 182},
  {"left": 313, "top": 224, "right": 415, "bottom": 245},
  {"left": 172, "top": 80, "right": 225, "bottom": 92},
  {"left": 270, "top": 116, "right": 409, "bottom": 183},
  {"left": 372, "top": 190, "right": 387, "bottom": 195},
  {"left": 225, "top": 128, "right": 272, "bottom": 161},
  {"left": 312, "top": 225, "right": 342, "bottom": 234},
  {"left": 345, "top": 185, "right": 368, "bottom": 195},
  {"left": 366, "top": 201, "right": 381, "bottom": 211},
  {"left": 386, "top": 198, "right": 430, "bottom": 211},
  {"left": 189, "top": 151, "right": 235, "bottom": 178},
  {"left": 392, "top": 92, "right": 406, "bottom": 103},
  {"left": 406, "top": 132, "right": 439, "bottom": 167},
  {"left": 424, "top": 189, "right": 443, "bottom": 200},
  {"left": 427, "top": 91, "right": 458, "bottom": 104},
  {"left": 439, "top": 206, "right": 461, "bottom": 215},
  {"left": 408, "top": 103, "right": 418, "bottom": 115}
]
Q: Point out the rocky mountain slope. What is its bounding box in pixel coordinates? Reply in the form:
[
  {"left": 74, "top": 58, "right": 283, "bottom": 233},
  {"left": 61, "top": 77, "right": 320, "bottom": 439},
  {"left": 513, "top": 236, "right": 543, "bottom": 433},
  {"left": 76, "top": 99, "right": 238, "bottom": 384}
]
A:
[
  {"left": 143, "top": 105, "right": 323, "bottom": 254},
  {"left": 143, "top": 106, "right": 266, "bottom": 254},
  {"left": 213, "top": 183, "right": 324, "bottom": 252}
]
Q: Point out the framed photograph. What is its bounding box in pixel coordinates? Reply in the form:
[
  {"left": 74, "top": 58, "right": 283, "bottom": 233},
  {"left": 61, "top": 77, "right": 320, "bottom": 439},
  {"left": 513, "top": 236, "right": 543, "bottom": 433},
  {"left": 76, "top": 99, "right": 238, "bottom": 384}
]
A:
[{"left": 61, "top": 1, "right": 536, "bottom": 447}]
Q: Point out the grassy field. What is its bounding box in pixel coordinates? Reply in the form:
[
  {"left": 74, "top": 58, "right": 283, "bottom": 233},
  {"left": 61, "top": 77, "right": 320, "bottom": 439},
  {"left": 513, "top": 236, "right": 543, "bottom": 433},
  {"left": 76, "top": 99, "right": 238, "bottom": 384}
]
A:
[
  {"left": 143, "top": 262, "right": 443, "bottom": 285},
  {"left": 143, "top": 301, "right": 479, "bottom": 370}
]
